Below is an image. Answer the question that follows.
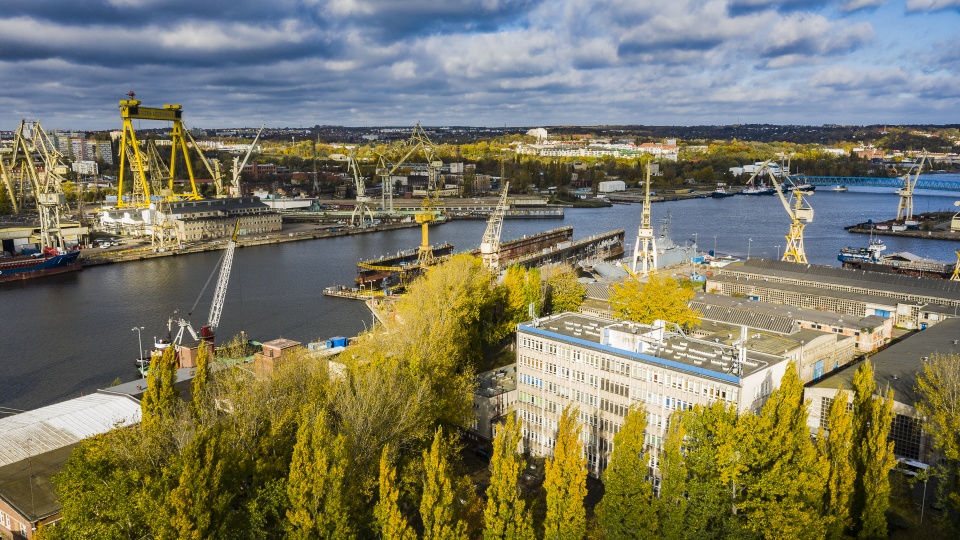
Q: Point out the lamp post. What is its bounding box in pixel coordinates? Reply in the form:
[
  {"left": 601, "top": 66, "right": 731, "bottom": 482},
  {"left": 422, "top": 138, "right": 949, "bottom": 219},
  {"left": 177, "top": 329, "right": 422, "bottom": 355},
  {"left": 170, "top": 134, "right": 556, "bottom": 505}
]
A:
[
  {"left": 692, "top": 233, "right": 698, "bottom": 261},
  {"left": 748, "top": 238, "right": 753, "bottom": 259},
  {"left": 132, "top": 327, "right": 144, "bottom": 379},
  {"left": 776, "top": 244, "right": 781, "bottom": 259},
  {"left": 713, "top": 235, "right": 718, "bottom": 257}
]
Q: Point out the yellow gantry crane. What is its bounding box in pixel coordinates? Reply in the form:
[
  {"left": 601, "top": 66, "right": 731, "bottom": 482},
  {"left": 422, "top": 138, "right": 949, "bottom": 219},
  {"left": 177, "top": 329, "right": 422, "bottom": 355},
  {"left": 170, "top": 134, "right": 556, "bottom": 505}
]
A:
[
  {"left": 116, "top": 91, "right": 201, "bottom": 208},
  {"left": 751, "top": 160, "right": 814, "bottom": 264}
]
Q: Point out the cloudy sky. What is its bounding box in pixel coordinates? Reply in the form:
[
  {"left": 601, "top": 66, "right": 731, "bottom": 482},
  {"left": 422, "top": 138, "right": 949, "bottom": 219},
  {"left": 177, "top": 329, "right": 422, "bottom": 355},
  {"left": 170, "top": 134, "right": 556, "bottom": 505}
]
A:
[{"left": 1, "top": 0, "right": 958, "bottom": 130}]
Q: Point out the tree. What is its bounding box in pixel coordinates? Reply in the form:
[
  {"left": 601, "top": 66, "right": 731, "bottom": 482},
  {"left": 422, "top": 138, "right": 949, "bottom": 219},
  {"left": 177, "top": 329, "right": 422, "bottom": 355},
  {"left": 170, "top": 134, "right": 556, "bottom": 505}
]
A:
[
  {"left": 0, "top": 185, "right": 12, "bottom": 215},
  {"left": 739, "top": 363, "right": 826, "bottom": 540},
  {"left": 608, "top": 274, "right": 700, "bottom": 328},
  {"left": 543, "top": 405, "right": 586, "bottom": 540},
  {"left": 189, "top": 343, "right": 211, "bottom": 422},
  {"left": 851, "top": 360, "right": 896, "bottom": 539},
  {"left": 818, "top": 388, "right": 855, "bottom": 540},
  {"left": 421, "top": 428, "right": 467, "bottom": 540},
  {"left": 286, "top": 410, "right": 355, "bottom": 539},
  {"left": 657, "top": 412, "right": 688, "bottom": 540},
  {"left": 596, "top": 405, "right": 658, "bottom": 540},
  {"left": 169, "top": 426, "right": 238, "bottom": 539},
  {"left": 484, "top": 414, "right": 535, "bottom": 540},
  {"left": 375, "top": 446, "right": 416, "bottom": 540},
  {"left": 916, "top": 352, "right": 960, "bottom": 525},
  {"left": 496, "top": 266, "right": 543, "bottom": 342},
  {"left": 544, "top": 264, "right": 585, "bottom": 314},
  {"left": 141, "top": 346, "right": 180, "bottom": 432}
]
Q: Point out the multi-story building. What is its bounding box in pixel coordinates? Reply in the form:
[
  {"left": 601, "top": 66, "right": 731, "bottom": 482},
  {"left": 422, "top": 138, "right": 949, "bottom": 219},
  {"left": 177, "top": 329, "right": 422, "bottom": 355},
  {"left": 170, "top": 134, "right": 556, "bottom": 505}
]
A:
[
  {"left": 806, "top": 316, "right": 960, "bottom": 463},
  {"left": 515, "top": 312, "right": 855, "bottom": 476},
  {"left": 469, "top": 365, "right": 518, "bottom": 444},
  {"left": 166, "top": 197, "right": 281, "bottom": 242}
]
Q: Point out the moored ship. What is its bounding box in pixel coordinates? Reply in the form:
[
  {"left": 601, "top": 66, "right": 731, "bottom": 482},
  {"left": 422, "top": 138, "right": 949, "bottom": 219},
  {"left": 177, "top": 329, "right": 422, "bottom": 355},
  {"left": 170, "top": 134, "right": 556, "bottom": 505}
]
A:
[
  {"left": 838, "top": 239, "right": 956, "bottom": 278},
  {"left": 0, "top": 248, "right": 82, "bottom": 282}
]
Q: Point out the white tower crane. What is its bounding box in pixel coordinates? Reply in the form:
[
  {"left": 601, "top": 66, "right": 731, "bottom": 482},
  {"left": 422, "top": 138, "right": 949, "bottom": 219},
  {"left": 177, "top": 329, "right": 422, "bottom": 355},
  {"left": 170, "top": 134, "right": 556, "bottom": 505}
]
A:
[
  {"left": 480, "top": 181, "right": 510, "bottom": 271},
  {"left": 169, "top": 221, "right": 241, "bottom": 348},
  {"left": 631, "top": 164, "right": 657, "bottom": 276},
  {"left": 757, "top": 161, "right": 814, "bottom": 264},
  {"left": 348, "top": 151, "right": 375, "bottom": 228},
  {"left": 896, "top": 153, "right": 927, "bottom": 221},
  {"left": 188, "top": 125, "right": 264, "bottom": 198}
]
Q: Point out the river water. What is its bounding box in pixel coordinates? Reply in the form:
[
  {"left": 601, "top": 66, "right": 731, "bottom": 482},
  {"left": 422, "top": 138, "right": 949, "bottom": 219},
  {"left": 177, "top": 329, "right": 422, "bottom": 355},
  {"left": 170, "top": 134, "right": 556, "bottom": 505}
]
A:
[{"left": 2, "top": 179, "right": 959, "bottom": 410}]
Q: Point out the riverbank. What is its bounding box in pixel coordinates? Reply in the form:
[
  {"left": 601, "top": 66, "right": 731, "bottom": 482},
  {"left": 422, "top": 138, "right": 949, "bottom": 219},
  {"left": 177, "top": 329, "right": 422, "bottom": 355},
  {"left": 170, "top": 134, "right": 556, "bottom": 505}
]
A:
[{"left": 80, "top": 220, "right": 425, "bottom": 267}]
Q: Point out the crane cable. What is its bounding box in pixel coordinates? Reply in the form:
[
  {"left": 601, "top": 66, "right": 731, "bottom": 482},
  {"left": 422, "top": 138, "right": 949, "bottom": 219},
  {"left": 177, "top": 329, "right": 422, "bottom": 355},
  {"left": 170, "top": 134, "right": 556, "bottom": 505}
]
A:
[{"left": 189, "top": 250, "right": 227, "bottom": 317}]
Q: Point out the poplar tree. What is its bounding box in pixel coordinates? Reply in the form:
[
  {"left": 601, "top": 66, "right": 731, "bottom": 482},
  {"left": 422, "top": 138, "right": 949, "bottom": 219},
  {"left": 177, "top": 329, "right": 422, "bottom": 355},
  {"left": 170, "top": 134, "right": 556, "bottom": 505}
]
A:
[
  {"left": 916, "top": 352, "right": 960, "bottom": 521},
  {"left": 141, "top": 346, "right": 179, "bottom": 432},
  {"left": 818, "top": 388, "right": 855, "bottom": 539},
  {"left": 484, "top": 414, "right": 534, "bottom": 540},
  {"left": 421, "top": 429, "right": 467, "bottom": 540},
  {"left": 189, "top": 343, "right": 211, "bottom": 422},
  {"left": 286, "top": 411, "right": 355, "bottom": 539},
  {"left": 596, "top": 405, "right": 658, "bottom": 540},
  {"left": 543, "top": 405, "right": 586, "bottom": 540},
  {"left": 169, "top": 427, "right": 236, "bottom": 539},
  {"left": 740, "top": 362, "right": 826, "bottom": 539},
  {"left": 375, "top": 446, "right": 416, "bottom": 540},
  {"left": 851, "top": 360, "right": 896, "bottom": 539},
  {"left": 657, "top": 412, "right": 688, "bottom": 540}
]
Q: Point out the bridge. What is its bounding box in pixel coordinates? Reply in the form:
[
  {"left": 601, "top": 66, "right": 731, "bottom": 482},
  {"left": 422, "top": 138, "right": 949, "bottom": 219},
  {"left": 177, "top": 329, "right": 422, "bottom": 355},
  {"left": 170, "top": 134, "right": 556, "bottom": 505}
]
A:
[{"left": 793, "top": 175, "right": 960, "bottom": 192}]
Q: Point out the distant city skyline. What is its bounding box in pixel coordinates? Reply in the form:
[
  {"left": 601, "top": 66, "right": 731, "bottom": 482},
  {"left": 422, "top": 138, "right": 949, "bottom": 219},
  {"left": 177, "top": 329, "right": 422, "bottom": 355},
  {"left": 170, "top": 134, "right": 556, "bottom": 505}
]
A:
[{"left": 1, "top": 1, "right": 959, "bottom": 130}]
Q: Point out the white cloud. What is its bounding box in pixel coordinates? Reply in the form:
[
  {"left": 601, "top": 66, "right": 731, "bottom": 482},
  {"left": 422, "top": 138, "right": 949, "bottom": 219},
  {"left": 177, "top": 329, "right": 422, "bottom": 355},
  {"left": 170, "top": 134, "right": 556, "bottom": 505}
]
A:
[{"left": 907, "top": 0, "right": 960, "bottom": 10}]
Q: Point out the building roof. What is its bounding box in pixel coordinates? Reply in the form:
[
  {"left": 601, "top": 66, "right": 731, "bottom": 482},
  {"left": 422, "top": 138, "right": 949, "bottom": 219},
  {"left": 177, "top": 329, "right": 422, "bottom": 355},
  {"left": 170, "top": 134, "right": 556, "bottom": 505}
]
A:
[
  {"left": 0, "top": 393, "right": 141, "bottom": 468},
  {"left": 726, "top": 258, "right": 960, "bottom": 301},
  {"left": 811, "top": 317, "right": 960, "bottom": 407},
  {"left": 476, "top": 364, "right": 517, "bottom": 398},
  {"left": 0, "top": 444, "right": 76, "bottom": 523},
  {"left": 692, "top": 292, "right": 888, "bottom": 332},
  {"left": 521, "top": 312, "right": 797, "bottom": 383},
  {"left": 708, "top": 273, "right": 900, "bottom": 307},
  {"left": 262, "top": 338, "right": 301, "bottom": 350}
]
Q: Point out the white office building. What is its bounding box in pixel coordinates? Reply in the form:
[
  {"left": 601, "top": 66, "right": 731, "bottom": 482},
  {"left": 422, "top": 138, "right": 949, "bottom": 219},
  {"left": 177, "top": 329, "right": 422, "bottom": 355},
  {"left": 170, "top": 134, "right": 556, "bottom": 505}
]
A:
[{"left": 515, "top": 312, "right": 855, "bottom": 476}]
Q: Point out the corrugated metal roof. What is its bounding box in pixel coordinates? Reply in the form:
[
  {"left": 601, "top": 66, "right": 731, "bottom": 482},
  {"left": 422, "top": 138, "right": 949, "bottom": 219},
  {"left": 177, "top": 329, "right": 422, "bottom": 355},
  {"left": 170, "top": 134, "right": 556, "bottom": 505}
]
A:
[{"left": 0, "top": 393, "right": 141, "bottom": 467}]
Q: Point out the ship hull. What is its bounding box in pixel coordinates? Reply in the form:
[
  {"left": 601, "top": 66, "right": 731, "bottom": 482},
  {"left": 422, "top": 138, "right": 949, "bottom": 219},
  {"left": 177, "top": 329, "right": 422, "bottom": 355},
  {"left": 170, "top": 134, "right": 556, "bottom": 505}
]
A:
[{"left": 0, "top": 251, "right": 82, "bottom": 283}]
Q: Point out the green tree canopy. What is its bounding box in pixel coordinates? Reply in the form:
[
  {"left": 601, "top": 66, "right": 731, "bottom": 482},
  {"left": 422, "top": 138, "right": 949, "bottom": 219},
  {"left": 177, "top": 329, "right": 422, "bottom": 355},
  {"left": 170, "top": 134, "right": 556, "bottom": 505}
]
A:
[
  {"left": 484, "top": 413, "right": 535, "bottom": 540},
  {"left": 421, "top": 428, "right": 468, "bottom": 540},
  {"left": 818, "top": 388, "right": 855, "bottom": 539},
  {"left": 851, "top": 360, "right": 896, "bottom": 539},
  {"left": 916, "top": 352, "right": 960, "bottom": 526},
  {"left": 596, "top": 405, "right": 658, "bottom": 540},
  {"left": 543, "top": 404, "right": 586, "bottom": 540},
  {"left": 544, "top": 264, "right": 585, "bottom": 314},
  {"left": 609, "top": 274, "right": 700, "bottom": 328}
]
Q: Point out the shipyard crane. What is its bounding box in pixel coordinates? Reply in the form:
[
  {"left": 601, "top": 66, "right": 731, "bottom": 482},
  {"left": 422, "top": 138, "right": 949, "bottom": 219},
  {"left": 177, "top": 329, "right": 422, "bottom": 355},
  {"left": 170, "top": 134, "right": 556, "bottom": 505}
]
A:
[
  {"left": 896, "top": 153, "right": 927, "bottom": 221},
  {"left": 480, "top": 181, "right": 510, "bottom": 271},
  {"left": 117, "top": 91, "right": 201, "bottom": 208},
  {"left": 631, "top": 163, "right": 657, "bottom": 276},
  {"left": 953, "top": 201, "right": 960, "bottom": 282},
  {"left": 754, "top": 160, "right": 814, "bottom": 264},
  {"left": 169, "top": 220, "right": 241, "bottom": 347},
  {"left": 187, "top": 124, "right": 263, "bottom": 197},
  {"left": 347, "top": 150, "right": 375, "bottom": 228},
  {"left": 376, "top": 122, "right": 445, "bottom": 214},
  {"left": 1, "top": 120, "right": 69, "bottom": 250}
]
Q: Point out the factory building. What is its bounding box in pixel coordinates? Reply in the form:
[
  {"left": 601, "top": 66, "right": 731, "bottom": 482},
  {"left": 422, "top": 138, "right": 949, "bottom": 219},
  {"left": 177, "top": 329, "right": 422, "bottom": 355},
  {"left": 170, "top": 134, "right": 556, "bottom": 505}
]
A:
[{"left": 707, "top": 259, "right": 960, "bottom": 330}]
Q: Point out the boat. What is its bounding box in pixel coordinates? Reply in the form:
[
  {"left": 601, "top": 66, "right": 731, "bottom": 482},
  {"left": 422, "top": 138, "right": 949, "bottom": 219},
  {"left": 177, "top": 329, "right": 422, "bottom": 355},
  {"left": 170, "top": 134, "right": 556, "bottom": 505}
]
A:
[
  {"left": 0, "top": 248, "right": 82, "bottom": 283},
  {"left": 838, "top": 237, "right": 886, "bottom": 264},
  {"left": 832, "top": 185, "right": 848, "bottom": 192},
  {"left": 711, "top": 184, "right": 736, "bottom": 198},
  {"left": 838, "top": 236, "right": 956, "bottom": 278},
  {"left": 786, "top": 182, "right": 816, "bottom": 193},
  {"left": 742, "top": 183, "right": 776, "bottom": 196}
]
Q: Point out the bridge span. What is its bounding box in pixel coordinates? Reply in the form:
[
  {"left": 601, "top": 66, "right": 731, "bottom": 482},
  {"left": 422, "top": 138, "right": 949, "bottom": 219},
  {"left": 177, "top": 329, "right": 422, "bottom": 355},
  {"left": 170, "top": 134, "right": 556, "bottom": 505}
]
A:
[{"left": 793, "top": 175, "right": 960, "bottom": 192}]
